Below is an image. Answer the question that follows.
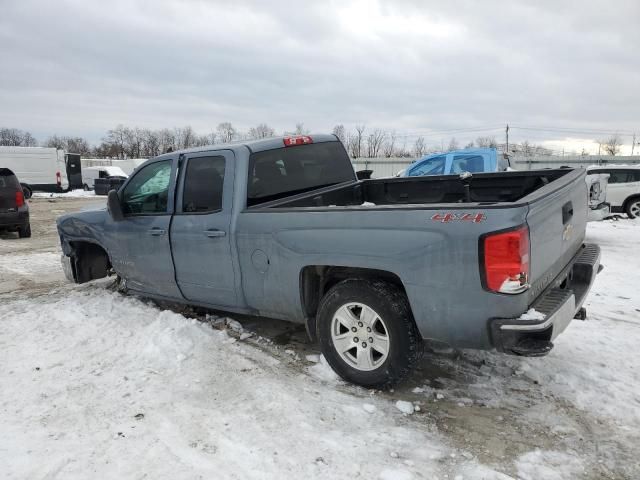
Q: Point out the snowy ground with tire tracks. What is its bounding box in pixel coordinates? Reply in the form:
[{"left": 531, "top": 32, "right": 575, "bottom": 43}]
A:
[{"left": 0, "top": 198, "right": 639, "bottom": 479}]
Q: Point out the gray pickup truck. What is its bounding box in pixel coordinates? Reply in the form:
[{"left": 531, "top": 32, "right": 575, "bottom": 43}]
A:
[{"left": 57, "top": 134, "right": 601, "bottom": 388}]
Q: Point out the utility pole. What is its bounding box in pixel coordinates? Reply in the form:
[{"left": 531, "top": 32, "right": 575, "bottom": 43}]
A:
[
  {"left": 632, "top": 133, "right": 637, "bottom": 156},
  {"left": 505, "top": 124, "right": 509, "bottom": 153}
]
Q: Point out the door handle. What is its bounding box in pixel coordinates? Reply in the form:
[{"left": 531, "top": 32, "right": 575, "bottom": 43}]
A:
[
  {"left": 204, "top": 229, "right": 226, "bottom": 238},
  {"left": 562, "top": 202, "right": 573, "bottom": 224},
  {"left": 147, "top": 228, "right": 166, "bottom": 236}
]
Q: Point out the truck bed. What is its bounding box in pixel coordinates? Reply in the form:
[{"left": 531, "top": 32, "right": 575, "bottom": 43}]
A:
[{"left": 253, "top": 169, "right": 573, "bottom": 209}]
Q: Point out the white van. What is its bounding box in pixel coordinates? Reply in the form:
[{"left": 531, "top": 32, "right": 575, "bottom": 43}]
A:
[
  {"left": 81, "top": 166, "right": 128, "bottom": 190},
  {"left": 0, "top": 146, "right": 69, "bottom": 196}
]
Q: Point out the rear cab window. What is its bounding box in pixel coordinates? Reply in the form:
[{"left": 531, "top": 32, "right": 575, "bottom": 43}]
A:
[
  {"left": 0, "top": 169, "right": 20, "bottom": 190},
  {"left": 247, "top": 141, "right": 355, "bottom": 206}
]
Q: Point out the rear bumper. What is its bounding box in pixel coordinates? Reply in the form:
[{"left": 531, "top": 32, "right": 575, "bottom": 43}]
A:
[
  {"left": 489, "top": 243, "right": 601, "bottom": 356},
  {"left": 0, "top": 210, "right": 29, "bottom": 230},
  {"left": 587, "top": 203, "right": 610, "bottom": 222}
]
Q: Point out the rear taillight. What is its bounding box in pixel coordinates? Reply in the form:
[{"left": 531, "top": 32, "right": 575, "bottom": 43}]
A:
[
  {"left": 482, "top": 226, "right": 530, "bottom": 294},
  {"left": 56, "top": 171, "right": 62, "bottom": 186},
  {"left": 283, "top": 135, "right": 313, "bottom": 147},
  {"left": 15, "top": 191, "right": 24, "bottom": 208}
]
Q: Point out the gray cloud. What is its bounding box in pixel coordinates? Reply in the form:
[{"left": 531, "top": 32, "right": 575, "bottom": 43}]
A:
[{"left": 1, "top": 0, "right": 638, "bottom": 151}]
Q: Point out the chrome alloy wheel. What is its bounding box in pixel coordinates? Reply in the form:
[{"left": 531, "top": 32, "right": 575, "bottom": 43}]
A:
[{"left": 330, "top": 302, "right": 390, "bottom": 371}]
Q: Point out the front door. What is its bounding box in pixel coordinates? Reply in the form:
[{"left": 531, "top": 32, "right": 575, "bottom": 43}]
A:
[
  {"left": 112, "top": 158, "right": 182, "bottom": 299},
  {"left": 170, "top": 151, "right": 237, "bottom": 307}
]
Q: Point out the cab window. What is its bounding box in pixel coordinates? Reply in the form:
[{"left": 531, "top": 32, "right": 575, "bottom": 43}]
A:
[
  {"left": 452, "top": 155, "right": 484, "bottom": 173},
  {"left": 182, "top": 156, "right": 225, "bottom": 213},
  {"left": 408, "top": 156, "right": 446, "bottom": 176},
  {"left": 121, "top": 160, "right": 172, "bottom": 215}
]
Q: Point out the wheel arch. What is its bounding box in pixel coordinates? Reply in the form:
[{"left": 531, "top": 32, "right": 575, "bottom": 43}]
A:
[
  {"left": 66, "top": 240, "right": 113, "bottom": 283},
  {"left": 299, "top": 265, "right": 410, "bottom": 341},
  {"left": 623, "top": 194, "right": 640, "bottom": 214}
]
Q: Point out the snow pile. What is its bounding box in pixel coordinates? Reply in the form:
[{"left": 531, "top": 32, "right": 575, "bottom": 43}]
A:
[
  {"left": 516, "top": 450, "right": 585, "bottom": 480},
  {"left": 1, "top": 286, "right": 481, "bottom": 479},
  {"left": 307, "top": 354, "right": 340, "bottom": 383},
  {"left": 33, "top": 189, "right": 97, "bottom": 198},
  {"left": 395, "top": 400, "right": 415, "bottom": 415},
  {"left": 517, "top": 308, "right": 546, "bottom": 321}
]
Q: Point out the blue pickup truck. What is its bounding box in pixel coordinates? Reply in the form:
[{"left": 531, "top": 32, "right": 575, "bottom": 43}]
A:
[
  {"left": 57, "top": 135, "right": 601, "bottom": 388},
  {"left": 402, "top": 148, "right": 510, "bottom": 177}
]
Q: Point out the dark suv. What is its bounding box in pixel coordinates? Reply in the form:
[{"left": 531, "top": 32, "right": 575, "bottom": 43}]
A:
[{"left": 0, "top": 168, "right": 31, "bottom": 238}]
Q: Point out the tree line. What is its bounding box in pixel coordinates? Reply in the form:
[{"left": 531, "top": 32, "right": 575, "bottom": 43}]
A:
[{"left": 0, "top": 124, "right": 625, "bottom": 158}]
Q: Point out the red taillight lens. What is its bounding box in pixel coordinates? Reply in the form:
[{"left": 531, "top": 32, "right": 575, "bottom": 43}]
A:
[
  {"left": 283, "top": 135, "right": 313, "bottom": 147},
  {"left": 56, "top": 171, "right": 62, "bottom": 186},
  {"left": 15, "top": 191, "right": 25, "bottom": 207},
  {"left": 483, "top": 226, "right": 530, "bottom": 294}
]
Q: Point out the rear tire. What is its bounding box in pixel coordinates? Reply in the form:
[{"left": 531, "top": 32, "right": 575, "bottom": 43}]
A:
[
  {"left": 625, "top": 197, "right": 640, "bottom": 219},
  {"left": 22, "top": 185, "right": 32, "bottom": 199},
  {"left": 317, "top": 278, "right": 423, "bottom": 389},
  {"left": 83, "top": 184, "right": 90, "bottom": 191},
  {"left": 18, "top": 223, "right": 31, "bottom": 238}
]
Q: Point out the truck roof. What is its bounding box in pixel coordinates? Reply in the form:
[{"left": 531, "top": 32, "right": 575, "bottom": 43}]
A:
[{"left": 151, "top": 134, "right": 339, "bottom": 161}]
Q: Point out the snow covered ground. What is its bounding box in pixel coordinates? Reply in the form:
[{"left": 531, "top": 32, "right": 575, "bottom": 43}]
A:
[
  {"left": 0, "top": 207, "right": 639, "bottom": 479},
  {"left": 32, "top": 189, "right": 97, "bottom": 199}
]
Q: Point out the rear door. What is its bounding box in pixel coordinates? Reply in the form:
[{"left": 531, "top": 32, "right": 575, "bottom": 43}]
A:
[
  {"left": 170, "top": 151, "right": 237, "bottom": 307},
  {"left": 601, "top": 169, "right": 640, "bottom": 207}
]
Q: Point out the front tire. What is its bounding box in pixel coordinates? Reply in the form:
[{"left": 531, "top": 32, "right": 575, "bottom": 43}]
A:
[
  {"left": 626, "top": 198, "right": 640, "bottom": 219},
  {"left": 317, "top": 279, "right": 423, "bottom": 389}
]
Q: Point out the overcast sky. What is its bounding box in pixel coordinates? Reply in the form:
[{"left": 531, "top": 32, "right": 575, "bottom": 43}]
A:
[{"left": 1, "top": 0, "right": 639, "bottom": 153}]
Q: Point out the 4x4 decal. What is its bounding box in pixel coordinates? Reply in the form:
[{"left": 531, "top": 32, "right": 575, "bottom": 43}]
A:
[{"left": 431, "top": 212, "right": 487, "bottom": 223}]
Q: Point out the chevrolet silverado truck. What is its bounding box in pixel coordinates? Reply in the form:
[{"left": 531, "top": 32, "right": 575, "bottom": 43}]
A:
[{"left": 57, "top": 134, "right": 601, "bottom": 388}]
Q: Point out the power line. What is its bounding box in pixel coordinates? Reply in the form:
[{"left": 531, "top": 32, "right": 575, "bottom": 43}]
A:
[{"left": 510, "top": 125, "right": 635, "bottom": 136}]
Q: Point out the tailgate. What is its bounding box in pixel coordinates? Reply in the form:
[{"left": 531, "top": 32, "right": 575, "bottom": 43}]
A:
[{"left": 525, "top": 169, "right": 587, "bottom": 299}]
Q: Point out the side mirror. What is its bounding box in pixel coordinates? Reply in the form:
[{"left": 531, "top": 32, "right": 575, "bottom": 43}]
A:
[{"left": 107, "top": 190, "right": 124, "bottom": 221}]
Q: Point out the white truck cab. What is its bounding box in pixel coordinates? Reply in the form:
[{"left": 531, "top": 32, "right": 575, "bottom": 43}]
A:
[{"left": 82, "top": 166, "right": 128, "bottom": 190}]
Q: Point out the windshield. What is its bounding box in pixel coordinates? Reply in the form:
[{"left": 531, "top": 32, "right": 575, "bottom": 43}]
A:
[{"left": 247, "top": 141, "right": 355, "bottom": 206}]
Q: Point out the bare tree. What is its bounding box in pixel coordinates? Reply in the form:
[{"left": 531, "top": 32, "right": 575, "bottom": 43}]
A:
[
  {"left": 0, "top": 128, "right": 38, "bottom": 146},
  {"left": 45, "top": 134, "right": 90, "bottom": 155},
  {"left": 124, "top": 127, "right": 144, "bottom": 157},
  {"left": 332, "top": 124, "right": 346, "bottom": 145},
  {"left": 383, "top": 130, "right": 397, "bottom": 157},
  {"left": 475, "top": 136, "right": 498, "bottom": 148},
  {"left": 217, "top": 122, "right": 237, "bottom": 143},
  {"left": 447, "top": 137, "right": 459, "bottom": 151},
  {"left": 103, "top": 125, "right": 127, "bottom": 159},
  {"left": 21, "top": 132, "right": 38, "bottom": 147},
  {"left": 248, "top": 123, "right": 275, "bottom": 139},
  {"left": 45, "top": 135, "right": 66, "bottom": 150},
  {"left": 464, "top": 141, "right": 474, "bottom": 149},
  {"left": 158, "top": 128, "right": 176, "bottom": 153},
  {"left": 353, "top": 125, "right": 366, "bottom": 158},
  {"left": 195, "top": 132, "right": 216, "bottom": 146},
  {"left": 602, "top": 134, "right": 622, "bottom": 156},
  {"left": 294, "top": 122, "right": 308, "bottom": 135},
  {"left": 366, "top": 129, "right": 386, "bottom": 158},
  {"left": 413, "top": 136, "right": 426, "bottom": 157}
]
